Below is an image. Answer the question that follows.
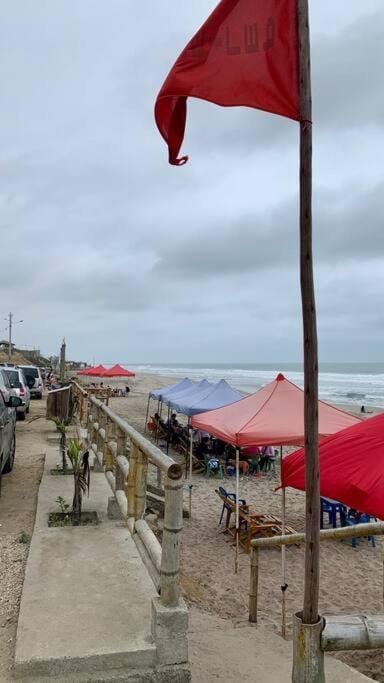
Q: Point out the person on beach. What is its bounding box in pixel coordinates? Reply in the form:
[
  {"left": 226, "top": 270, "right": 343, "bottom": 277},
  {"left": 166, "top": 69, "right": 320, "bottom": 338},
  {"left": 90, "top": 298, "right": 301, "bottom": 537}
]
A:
[
  {"left": 196, "top": 436, "right": 211, "bottom": 462},
  {"left": 258, "top": 445, "right": 275, "bottom": 471},
  {"left": 125, "top": 385, "right": 130, "bottom": 396}
]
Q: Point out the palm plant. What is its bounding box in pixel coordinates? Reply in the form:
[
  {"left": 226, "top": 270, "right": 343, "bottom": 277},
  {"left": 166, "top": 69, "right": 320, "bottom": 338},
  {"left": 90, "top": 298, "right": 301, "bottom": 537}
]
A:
[
  {"left": 67, "top": 439, "right": 90, "bottom": 524},
  {"left": 51, "top": 418, "right": 69, "bottom": 472}
]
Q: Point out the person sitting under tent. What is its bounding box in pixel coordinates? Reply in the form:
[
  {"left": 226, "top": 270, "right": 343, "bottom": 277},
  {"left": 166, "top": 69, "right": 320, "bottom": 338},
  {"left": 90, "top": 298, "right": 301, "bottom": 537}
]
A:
[
  {"left": 226, "top": 446, "right": 250, "bottom": 476},
  {"left": 196, "top": 436, "right": 211, "bottom": 462}
]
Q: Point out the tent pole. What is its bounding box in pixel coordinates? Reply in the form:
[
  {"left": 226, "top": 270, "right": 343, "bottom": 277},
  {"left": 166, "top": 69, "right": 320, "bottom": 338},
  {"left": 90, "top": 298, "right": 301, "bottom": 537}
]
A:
[
  {"left": 156, "top": 400, "right": 162, "bottom": 443},
  {"left": 166, "top": 406, "right": 170, "bottom": 455},
  {"left": 144, "top": 396, "right": 150, "bottom": 432},
  {"left": 235, "top": 446, "right": 240, "bottom": 574},
  {"left": 189, "top": 427, "right": 193, "bottom": 518},
  {"left": 280, "top": 445, "right": 288, "bottom": 639}
]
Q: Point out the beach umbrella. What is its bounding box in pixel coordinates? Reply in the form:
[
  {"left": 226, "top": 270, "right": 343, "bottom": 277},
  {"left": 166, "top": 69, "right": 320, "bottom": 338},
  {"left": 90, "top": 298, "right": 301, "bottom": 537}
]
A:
[{"left": 282, "top": 412, "right": 384, "bottom": 520}]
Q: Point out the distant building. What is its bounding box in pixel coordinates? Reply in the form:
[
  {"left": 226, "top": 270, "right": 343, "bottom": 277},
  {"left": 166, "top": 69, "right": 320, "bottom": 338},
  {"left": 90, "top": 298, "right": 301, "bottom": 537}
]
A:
[{"left": 0, "top": 340, "right": 15, "bottom": 352}]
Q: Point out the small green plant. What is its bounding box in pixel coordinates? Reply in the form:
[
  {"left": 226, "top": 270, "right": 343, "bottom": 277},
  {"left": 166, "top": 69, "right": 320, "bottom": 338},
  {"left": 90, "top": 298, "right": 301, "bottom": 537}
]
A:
[
  {"left": 18, "top": 531, "right": 30, "bottom": 544},
  {"left": 56, "top": 496, "right": 70, "bottom": 514},
  {"left": 67, "top": 439, "right": 90, "bottom": 524},
  {"left": 51, "top": 418, "right": 70, "bottom": 472}
]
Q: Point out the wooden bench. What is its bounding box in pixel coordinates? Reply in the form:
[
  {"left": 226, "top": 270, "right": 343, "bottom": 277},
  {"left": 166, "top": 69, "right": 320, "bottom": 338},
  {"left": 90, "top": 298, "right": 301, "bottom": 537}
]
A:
[{"left": 215, "top": 489, "right": 297, "bottom": 552}]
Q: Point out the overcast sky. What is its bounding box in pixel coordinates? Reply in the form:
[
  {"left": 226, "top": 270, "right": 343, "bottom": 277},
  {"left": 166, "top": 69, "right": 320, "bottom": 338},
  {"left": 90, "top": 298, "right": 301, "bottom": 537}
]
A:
[{"left": 0, "top": 0, "right": 383, "bottom": 365}]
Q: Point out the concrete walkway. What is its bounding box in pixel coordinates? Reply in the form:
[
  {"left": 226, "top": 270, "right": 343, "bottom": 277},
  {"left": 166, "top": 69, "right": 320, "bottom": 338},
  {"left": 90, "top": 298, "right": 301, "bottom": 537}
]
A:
[
  {"left": 15, "top": 439, "right": 162, "bottom": 681},
  {"left": 189, "top": 609, "right": 373, "bottom": 682}
]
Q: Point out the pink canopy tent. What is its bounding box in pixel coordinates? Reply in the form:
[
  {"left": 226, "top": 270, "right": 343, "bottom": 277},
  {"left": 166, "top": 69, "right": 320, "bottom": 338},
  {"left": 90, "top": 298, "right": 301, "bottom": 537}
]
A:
[
  {"left": 191, "top": 373, "right": 361, "bottom": 447},
  {"left": 101, "top": 364, "right": 135, "bottom": 378},
  {"left": 192, "top": 373, "right": 362, "bottom": 588}
]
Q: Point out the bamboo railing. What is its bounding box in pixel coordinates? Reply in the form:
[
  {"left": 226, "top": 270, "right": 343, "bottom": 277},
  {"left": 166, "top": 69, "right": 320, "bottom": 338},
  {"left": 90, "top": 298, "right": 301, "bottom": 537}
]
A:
[
  {"left": 72, "top": 381, "right": 183, "bottom": 608},
  {"left": 249, "top": 522, "right": 384, "bottom": 653}
]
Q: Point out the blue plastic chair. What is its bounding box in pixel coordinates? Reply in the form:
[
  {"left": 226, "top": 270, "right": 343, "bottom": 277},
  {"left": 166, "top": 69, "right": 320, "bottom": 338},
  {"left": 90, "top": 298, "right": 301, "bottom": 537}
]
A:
[
  {"left": 345, "top": 513, "right": 376, "bottom": 548},
  {"left": 320, "top": 498, "right": 347, "bottom": 529},
  {"left": 218, "top": 486, "right": 246, "bottom": 525}
]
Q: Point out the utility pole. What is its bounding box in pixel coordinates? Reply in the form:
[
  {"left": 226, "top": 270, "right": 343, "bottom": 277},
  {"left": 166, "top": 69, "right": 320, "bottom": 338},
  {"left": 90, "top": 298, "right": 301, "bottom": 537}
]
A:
[
  {"left": 8, "top": 312, "right": 12, "bottom": 361},
  {"left": 5, "top": 313, "right": 23, "bottom": 362}
]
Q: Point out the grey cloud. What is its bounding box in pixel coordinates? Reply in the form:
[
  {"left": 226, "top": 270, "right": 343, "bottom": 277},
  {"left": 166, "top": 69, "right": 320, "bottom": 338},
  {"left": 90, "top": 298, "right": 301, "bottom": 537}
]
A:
[{"left": 152, "top": 182, "right": 384, "bottom": 280}]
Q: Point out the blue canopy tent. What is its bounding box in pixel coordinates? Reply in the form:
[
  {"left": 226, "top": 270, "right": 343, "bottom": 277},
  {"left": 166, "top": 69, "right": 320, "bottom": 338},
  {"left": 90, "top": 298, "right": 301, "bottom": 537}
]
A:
[
  {"left": 163, "top": 379, "right": 211, "bottom": 410},
  {"left": 164, "top": 378, "right": 245, "bottom": 517},
  {"left": 144, "top": 378, "right": 194, "bottom": 432},
  {"left": 149, "top": 377, "right": 193, "bottom": 401},
  {"left": 177, "top": 379, "right": 244, "bottom": 417}
]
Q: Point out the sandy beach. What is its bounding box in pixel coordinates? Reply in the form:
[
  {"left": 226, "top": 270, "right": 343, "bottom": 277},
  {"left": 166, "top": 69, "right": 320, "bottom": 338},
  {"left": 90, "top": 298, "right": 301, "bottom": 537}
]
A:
[{"left": 106, "top": 372, "right": 384, "bottom": 682}]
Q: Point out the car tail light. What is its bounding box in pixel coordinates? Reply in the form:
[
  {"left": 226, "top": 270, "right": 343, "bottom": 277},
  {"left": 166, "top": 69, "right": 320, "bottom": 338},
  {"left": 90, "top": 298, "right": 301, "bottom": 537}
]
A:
[{"left": 20, "top": 385, "right": 25, "bottom": 396}]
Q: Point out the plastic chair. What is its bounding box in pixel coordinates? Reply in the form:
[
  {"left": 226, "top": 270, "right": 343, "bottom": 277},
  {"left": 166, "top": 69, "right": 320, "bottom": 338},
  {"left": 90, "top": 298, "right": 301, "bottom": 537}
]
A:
[
  {"left": 205, "top": 456, "right": 223, "bottom": 479},
  {"left": 218, "top": 486, "right": 246, "bottom": 525},
  {"left": 345, "top": 512, "right": 376, "bottom": 548},
  {"left": 321, "top": 498, "right": 347, "bottom": 529}
]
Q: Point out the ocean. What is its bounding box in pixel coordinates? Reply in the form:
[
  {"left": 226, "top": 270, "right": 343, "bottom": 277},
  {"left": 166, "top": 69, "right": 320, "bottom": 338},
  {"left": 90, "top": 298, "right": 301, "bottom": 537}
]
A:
[{"left": 128, "top": 362, "right": 384, "bottom": 409}]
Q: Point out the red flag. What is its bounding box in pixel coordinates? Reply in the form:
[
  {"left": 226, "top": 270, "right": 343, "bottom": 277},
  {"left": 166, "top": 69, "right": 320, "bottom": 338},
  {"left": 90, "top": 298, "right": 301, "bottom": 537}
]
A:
[{"left": 155, "top": 0, "right": 300, "bottom": 165}]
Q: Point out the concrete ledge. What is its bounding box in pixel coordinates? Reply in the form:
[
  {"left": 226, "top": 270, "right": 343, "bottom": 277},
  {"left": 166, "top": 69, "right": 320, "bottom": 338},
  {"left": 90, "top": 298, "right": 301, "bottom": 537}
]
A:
[
  {"left": 15, "top": 642, "right": 157, "bottom": 679},
  {"left": 16, "top": 663, "right": 191, "bottom": 682}
]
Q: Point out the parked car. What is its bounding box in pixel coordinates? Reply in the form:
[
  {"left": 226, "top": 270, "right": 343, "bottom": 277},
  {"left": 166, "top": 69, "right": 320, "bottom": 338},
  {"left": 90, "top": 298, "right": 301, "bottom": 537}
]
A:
[
  {"left": 0, "top": 368, "right": 13, "bottom": 404},
  {"left": 0, "top": 386, "right": 21, "bottom": 476},
  {"left": 2, "top": 367, "right": 31, "bottom": 420},
  {"left": 18, "top": 365, "right": 43, "bottom": 399}
]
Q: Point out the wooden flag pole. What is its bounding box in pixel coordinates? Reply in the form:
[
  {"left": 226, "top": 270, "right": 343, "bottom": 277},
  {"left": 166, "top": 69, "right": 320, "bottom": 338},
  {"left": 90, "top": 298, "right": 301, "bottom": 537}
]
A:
[
  {"left": 297, "top": 0, "right": 320, "bottom": 629},
  {"left": 293, "top": 2, "right": 325, "bottom": 679}
]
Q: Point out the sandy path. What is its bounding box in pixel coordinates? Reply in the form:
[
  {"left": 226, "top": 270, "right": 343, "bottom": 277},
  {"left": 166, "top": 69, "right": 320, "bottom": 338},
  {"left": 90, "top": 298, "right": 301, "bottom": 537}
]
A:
[{"left": 0, "top": 400, "right": 46, "bottom": 681}]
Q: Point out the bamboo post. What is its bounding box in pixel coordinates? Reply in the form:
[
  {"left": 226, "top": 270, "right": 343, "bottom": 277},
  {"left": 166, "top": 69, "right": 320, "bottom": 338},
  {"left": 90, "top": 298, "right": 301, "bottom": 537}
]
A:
[
  {"left": 249, "top": 546, "right": 259, "bottom": 623},
  {"left": 157, "top": 465, "right": 163, "bottom": 489},
  {"left": 98, "top": 409, "right": 107, "bottom": 463},
  {"left": 115, "top": 427, "right": 127, "bottom": 492},
  {"left": 293, "top": 613, "right": 325, "bottom": 682},
  {"left": 135, "top": 448, "right": 148, "bottom": 520},
  {"left": 160, "top": 470, "right": 183, "bottom": 607},
  {"left": 127, "top": 442, "right": 138, "bottom": 522},
  {"left": 82, "top": 394, "right": 88, "bottom": 428},
  {"left": 104, "top": 418, "right": 115, "bottom": 472}
]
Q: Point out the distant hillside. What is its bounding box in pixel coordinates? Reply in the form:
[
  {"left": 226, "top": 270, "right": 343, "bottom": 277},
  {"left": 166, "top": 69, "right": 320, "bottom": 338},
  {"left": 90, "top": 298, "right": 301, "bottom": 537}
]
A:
[{"left": 0, "top": 351, "right": 31, "bottom": 365}]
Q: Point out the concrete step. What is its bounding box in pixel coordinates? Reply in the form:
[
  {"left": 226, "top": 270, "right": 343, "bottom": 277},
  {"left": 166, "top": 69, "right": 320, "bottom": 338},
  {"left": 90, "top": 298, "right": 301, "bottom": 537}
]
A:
[{"left": 15, "top": 640, "right": 157, "bottom": 679}]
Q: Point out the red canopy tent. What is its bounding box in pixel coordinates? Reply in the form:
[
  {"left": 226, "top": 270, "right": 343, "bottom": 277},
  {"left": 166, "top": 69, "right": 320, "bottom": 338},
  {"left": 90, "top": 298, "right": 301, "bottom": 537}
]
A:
[
  {"left": 77, "top": 366, "right": 94, "bottom": 376},
  {"left": 282, "top": 412, "right": 384, "bottom": 520},
  {"left": 191, "top": 373, "right": 360, "bottom": 447},
  {"left": 101, "top": 364, "right": 135, "bottom": 378},
  {"left": 85, "top": 364, "right": 108, "bottom": 377}
]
